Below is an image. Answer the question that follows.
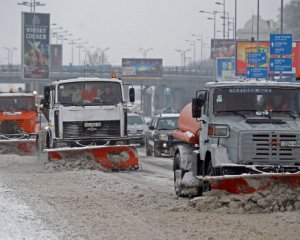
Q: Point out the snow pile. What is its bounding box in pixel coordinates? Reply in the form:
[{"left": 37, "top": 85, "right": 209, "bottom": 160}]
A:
[
  {"left": 190, "top": 184, "right": 300, "bottom": 214},
  {"left": 44, "top": 158, "right": 105, "bottom": 171}
]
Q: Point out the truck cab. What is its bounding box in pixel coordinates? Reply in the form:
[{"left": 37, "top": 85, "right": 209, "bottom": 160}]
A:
[
  {"left": 173, "top": 80, "right": 300, "bottom": 196},
  {"left": 42, "top": 77, "right": 135, "bottom": 149},
  {"left": 194, "top": 81, "right": 300, "bottom": 176}
]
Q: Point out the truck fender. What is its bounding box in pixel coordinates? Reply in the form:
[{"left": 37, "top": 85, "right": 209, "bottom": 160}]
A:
[
  {"left": 206, "top": 144, "right": 230, "bottom": 167},
  {"left": 174, "top": 144, "right": 196, "bottom": 171}
]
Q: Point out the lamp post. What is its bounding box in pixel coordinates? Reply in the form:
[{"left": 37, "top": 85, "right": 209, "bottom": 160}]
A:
[
  {"left": 76, "top": 42, "right": 88, "bottom": 66},
  {"left": 175, "top": 49, "right": 191, "bottom": 68},
  {"left": 192, "top": 34, "right": 204, "bottom": 62},
  {"left": 220, "top": 12, "right": 233, "bottom": 39},
  {"left": 100, "top": 47, "right": 110, "bottom": 65},
  {"left": 17, "top": 0, "right": 45, "bottom": 12},
  {"left": 215, "top": 0, "right": 226, "bottom": 39},
  {"left": 186, "top": 39, "right": 196, "bottom": 67},
  {"left": 58, "top": 33, "right": 72, "bottom": 45},
  {"left": 175, "top": 49, "right": 183, "bottom": 67},
  {"left": 199, "top": 10, "right": 221, "bottom": 39},
  {"left": 3, "top": 47, "right": 11, "bottom": 65},
  {"left": 138, "top": 48, "right": 153, "bottom": 58},
  {"left": 68, "top": 38, "right": 81, "bottom": 66}
]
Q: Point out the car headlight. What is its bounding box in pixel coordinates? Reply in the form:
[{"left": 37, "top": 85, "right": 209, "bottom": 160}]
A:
[
  {"left": 159, "top": 134, "right": 168, "bottom": 141},
  {"left": 208, "top": 124, "right": 230, "bottom": 138}
]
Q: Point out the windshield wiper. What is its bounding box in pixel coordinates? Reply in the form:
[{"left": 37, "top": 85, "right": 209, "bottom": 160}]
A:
[
  {"left": 215, "top": 110, "right": 248, "bottom": 119},
  {"left": 269, "top": 111, "right": 297, "bottom": 120},
  {"left": 59, "top": 102, "right": 82, "bottom": 106}
]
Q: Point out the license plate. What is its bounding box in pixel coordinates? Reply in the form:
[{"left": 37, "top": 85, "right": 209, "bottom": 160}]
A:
[
  {"left": 84, "top": 122, "right": 102, "bottom": 128},
  {"left": 280, "top": 141, "right": 300, "bottom": 147}
]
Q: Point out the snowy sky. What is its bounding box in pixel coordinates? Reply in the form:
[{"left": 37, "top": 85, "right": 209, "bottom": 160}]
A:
[{"left": 0, "top": 0, "right": 292, "bottom": 66}]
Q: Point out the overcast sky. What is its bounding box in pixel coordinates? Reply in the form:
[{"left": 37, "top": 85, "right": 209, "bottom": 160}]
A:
[{"left": 0, "top": 0, "right": 292, "bottom": 66}]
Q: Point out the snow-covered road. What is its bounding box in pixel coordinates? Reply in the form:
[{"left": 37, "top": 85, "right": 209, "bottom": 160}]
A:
[{"left": 0, "top": 149, "right": 299, "bottom": 240}]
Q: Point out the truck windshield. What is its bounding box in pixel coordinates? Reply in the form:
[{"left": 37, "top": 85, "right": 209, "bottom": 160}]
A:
[
  {"left": 0, "top": 96, "right": 35, "bottom": 111},
  {"left": 213, "top": 87, "right": 300, "bottom": 116},
  {"left": 57, "top": 81, "right": 122, "bottom": 106}
]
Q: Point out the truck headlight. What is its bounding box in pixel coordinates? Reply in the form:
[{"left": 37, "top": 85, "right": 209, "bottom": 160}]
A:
[
  {"left": 159, "top": 134, "right": 168, "bottom": 141},
  {"left": 208, "top": 124, "right": 230, "bottom": 138}
]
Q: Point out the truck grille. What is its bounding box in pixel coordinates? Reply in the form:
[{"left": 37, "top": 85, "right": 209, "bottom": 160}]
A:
[
  {"left": 63, "top": 121, "right": 120, "bottom": 138},
  {"left": 15, "top": 119, "right": 24, "bottom": 128},
  {"left": 240, "top": 132, "right": 300, "bottom": 164}
]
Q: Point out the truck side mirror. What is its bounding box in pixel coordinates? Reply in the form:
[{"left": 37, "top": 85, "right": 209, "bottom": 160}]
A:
[
  {"left": 192, "top": 98, "right": 202, "bottom": 118},
  {"left": 192, "top": 92, "right": 206, "bottom": 118},
  {"left": 43, "top": 86, "right": 50, "bottom": 108},
  {"left": 129, "top": 88, "right": 135, "bottom": 102}
]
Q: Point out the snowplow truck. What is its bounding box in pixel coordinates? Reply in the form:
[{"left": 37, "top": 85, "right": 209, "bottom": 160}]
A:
[
  {"left": 0, "top": 91, "right": 38, "bottom": 153},
  {"left": 173, "top": 80, "right": 300, "bottom": 196},
  {"left": 40, "top": 77, "right": 139, "bottom": 170}
]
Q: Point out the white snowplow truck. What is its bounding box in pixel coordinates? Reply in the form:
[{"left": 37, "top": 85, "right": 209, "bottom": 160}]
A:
[
  {"left": 173, "top": 80, "right": 300, "bottom": 196},
  {"left": 40, "top": 77, "right": 139, "bottom": 170}
]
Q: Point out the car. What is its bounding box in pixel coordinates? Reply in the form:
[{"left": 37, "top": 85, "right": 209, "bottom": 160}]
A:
[
  {"left": 127, "top": 113, "right": 148, "bottom": 146},
  {"left": 144, "top": 113, "right": 180, "bottom": 157}
]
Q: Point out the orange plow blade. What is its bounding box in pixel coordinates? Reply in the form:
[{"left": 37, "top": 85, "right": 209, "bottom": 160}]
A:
[
  {"left": 204, "top": 173, "right": 300, "bottom": 194},
  {"left": 45, "top": 145, "right": 139, "bottom": 170},
  {"left": 0, "top": 139, "right": 37, "bottom": 154}
]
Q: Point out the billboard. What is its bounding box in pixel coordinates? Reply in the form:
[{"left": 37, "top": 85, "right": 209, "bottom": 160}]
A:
[
  {"left": 50, "top": 44, "right": 62, "bottom": 72},
  {"left": 211, "top": 39, "right": 236, "bottom": 59},
  {"left": 236, "top": 41, "right": 300, "bottom": 78},
  {"left": 22, "top": 12, "right": 50, "bottom": 79},
  {"left": 216, "top": 57, "right": 241, "bottom": 81},
  {"left": 122, "top": 58, "right": 162, "bottom": 79}
]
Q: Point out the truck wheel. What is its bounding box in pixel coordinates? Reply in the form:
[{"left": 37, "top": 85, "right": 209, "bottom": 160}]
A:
[
  {"left": 173, "top": 153, "right": 185, "bottom": 197},
  {"left": 154, "top": 143, "right": 161, "bottom": 157},
  {"left": 206, "top": 160, "right": 216, "bottom": 176},
  {"left": 145, "top": 141, "right": 152, "bottom": 156},
  {"left": 204, "top": 160, "right": 216, "bottom": 192}
]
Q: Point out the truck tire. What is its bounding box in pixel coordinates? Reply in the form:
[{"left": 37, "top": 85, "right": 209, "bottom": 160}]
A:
[
  {"left": 153, "top": 143, "right": 161, "bottom": 157},
  {"left": 145, "top": 141, "right": 152, "bottom": 156},
  {"left": 204, "top": 160, "right": 216, "bottom": 192},
  {"left": 173, "top": 153, "right": 186, "bottom": 197}
]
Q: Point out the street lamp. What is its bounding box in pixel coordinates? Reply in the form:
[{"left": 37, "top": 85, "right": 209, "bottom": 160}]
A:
[
  {"left": 215, "top": 0, "right": 226, "bottom": 39},
  {"left": 199, "top": 10, "right": 221, "bottom": 39},
  {"left": 186, "top": 40, "right": 196, "bottom": 67},
  {"left": 138, "top": 48, "right": 153, "bottom": 58},
  {"left": 68, "top": 38, "right": 81, "bottom": 66},
  {"left": 220, "top": 12, "right": 233, "bottom": 39},
  {"left": 102, "top": 47, "right": 110, "bottom": 65},
  {"left": 17, "top": 0, "right": 45, "bottom": 12},
  {"left": 76, "top": 41, "right": 88, "bottom": 65},
  {"left": 175, "top": 49, "right": 191, "bottom": 69},
  {"left": 3, "top": 47, "right": 17, "bottom": 65}
]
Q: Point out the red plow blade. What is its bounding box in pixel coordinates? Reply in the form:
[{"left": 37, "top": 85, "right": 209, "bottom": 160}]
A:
[
  {"left": 205, "top": 173, "right": 300, "bottom": 194},
  {"left": 45, "top": 145, "right": 139, "bottom": 170},
  {"left": 0, "top": 139, "right": 37, "bottom": 154}
]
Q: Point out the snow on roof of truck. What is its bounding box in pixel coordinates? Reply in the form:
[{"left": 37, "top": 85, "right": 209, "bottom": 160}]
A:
[
  {"left": 0, "top": 92, "right": 35, "bottom": 97},
  {"left": 205, "top": 80, "right": 300, "bottom": 89},
  {"left": 52, "top": 77, "right": 122, "bottom": 85}
]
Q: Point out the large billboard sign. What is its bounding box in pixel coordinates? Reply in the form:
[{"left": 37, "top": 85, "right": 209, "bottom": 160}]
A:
[
  {"left": 50, "top": 44, "right": 62, "bottom": 72},
  {"left": 211, "top": 39, "right": 236, "bottom": 59},
  {"left": 236, "top": 41, "right": 300, "bottom": 78},
  {"left": 121, "top": 58, "right": 162, "bottom": 79},
  {"left": 22, "top": 12, "right": 50, "bottom": 79},
  {"left": 216, "top": 57, "right": 241, "bottom": 81}
]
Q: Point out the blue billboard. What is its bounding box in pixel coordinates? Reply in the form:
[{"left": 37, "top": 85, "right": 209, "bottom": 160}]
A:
[{"left": 122, "top": 58, "right": 162, "bottom": 79}]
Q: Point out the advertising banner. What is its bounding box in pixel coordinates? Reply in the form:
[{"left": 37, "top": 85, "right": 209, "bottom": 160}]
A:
[
  {"left": 22, "top": 12, "right": 50, "bottom": 79},
  {"left": 122, "top": 58, "right": 162, "bottom": 79},
  {"left": 211, "top": 39, "right": 236, "bottom": 59},
  {"left": 236, "top": 41, "right": 300, "bottom": 78},
  {"left": 216, "top": 57, "right": 241, "bottom": 81},
  {"left": 50, "top": 44, "right": 62, "bottom": 72}
]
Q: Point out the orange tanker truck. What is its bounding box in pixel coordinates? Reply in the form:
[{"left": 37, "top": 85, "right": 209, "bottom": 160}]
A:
[
  {"left": 173, "top": 80, "right": 300, "bottom": 196},
  {"left": 0, "top": 91, "right": 38, "bottom": 153}
]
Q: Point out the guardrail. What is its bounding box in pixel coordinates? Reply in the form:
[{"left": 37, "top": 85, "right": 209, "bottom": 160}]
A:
[{"left": 0, "top": 65, "right": 215, "bottom": 77}]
